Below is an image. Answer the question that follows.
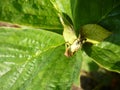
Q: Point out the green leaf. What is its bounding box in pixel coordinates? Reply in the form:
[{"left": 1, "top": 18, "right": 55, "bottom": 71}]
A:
[
  {"left": 72, "top": 0, "right": 120, "bottom": 33},
  {"left": 0, "top": 27, "right": 82, "bottom": 90},
  {"left": 0, "top": 0, "right": 62, "bottom": 30},
  {"left": 99, "top": 5, "right": 120, "bottom": 33},
  {"left": 81, "top": 24, "right": 111, "bottom": 44},
  {"left": 83, "top": 4, "right": 120, "bottom": 73},
  {"left": 58, "top": 14, "right": 77, "bottom": 45},
  {"left": 72, "top": 0, "right": 120, "bottom": 73},
  {"left": 81, "top": 52, "right": 99, "bottom": 72},
  {"left": 84, "top": 43, "right": 120, "bottom": 73},
  {"left": 85, "top": 4, "right": 120, "bottom": 73},
  {"left": 50, "top": 0, "right": 73, "bottom": 22}
]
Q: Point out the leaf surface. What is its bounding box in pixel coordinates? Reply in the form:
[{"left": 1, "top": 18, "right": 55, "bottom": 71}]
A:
[
  {"left": 0, "top": 27, "right": 82, "bottom": 90},
  {"left": 0, "top": 0, "right": 62, "bottom": 30},
  {"left": 72, "top": 0, "right": 120, "bottom": 73},
  {"left": 81, "top": 24, "right": 111, "bottom": 44}
]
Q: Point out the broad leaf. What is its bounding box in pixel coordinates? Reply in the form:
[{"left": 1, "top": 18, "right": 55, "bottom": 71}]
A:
[
  {"left": 83, "top": 4, "right": 120, "bottom": 72},
  {"left": 0, "top": 27, "right": 82, "bottom": 90},
  {"left": 84, "top": 43, "right": 120, "bottom": 73},
  {"left": 81, "top": 24, "right": 111, "bottom": 44},
  {"left": 81, "top": 52, "right": 99, "bottom": 72},
  {"left": 72, "top": 0, "right": 120, "bottom": 73},
  {"left": 72, "top": 0, "right": 120, "bottom": 33},
  {"left": 84, "top": 4, "right": 120, "bottom": 73},
  {"left": 50, "top": 0, "right": 72, "bottom": 21},
  {"left": 0, "top": 0, "right": 62, "bottom": 30}
]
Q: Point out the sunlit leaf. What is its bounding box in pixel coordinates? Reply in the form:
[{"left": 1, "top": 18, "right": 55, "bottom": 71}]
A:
[
  {"left": 0, "top": 27, "right": 82, "bottom": 90},
  {"left": 81, "top": 24, "right": 111, "bottom": 44}
]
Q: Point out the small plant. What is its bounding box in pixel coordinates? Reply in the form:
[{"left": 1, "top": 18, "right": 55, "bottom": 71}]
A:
[{"left": 0, "top": 0, "right": 120, "bottom": 90}]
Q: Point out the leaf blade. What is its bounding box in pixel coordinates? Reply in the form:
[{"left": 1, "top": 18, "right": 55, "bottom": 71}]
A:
[
  {"left": 0, "top": 0, "right": 62, "bottom": 30},
  {"left": 0, "top": 27, "right": 82, "bottom": 90}
]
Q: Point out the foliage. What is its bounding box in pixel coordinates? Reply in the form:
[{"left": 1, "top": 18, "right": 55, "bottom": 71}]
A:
[{"left": 0, "top": 0, "right": 120, "bottom": 90}]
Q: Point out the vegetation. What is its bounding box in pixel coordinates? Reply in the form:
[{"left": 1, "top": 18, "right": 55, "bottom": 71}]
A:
[{"left": 0, "top": 0, "right": 120, "bottom": 90}]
